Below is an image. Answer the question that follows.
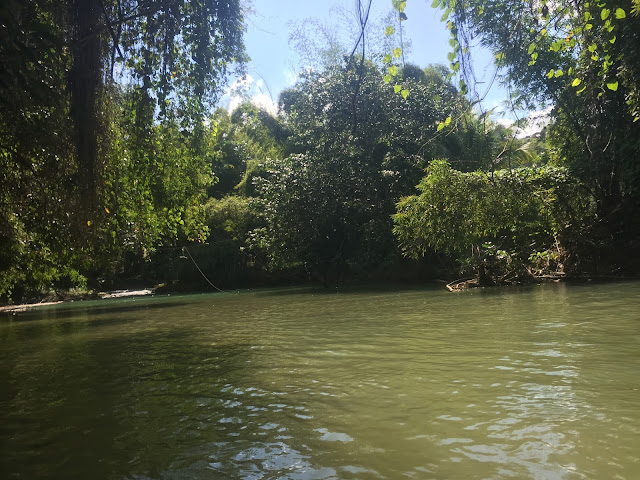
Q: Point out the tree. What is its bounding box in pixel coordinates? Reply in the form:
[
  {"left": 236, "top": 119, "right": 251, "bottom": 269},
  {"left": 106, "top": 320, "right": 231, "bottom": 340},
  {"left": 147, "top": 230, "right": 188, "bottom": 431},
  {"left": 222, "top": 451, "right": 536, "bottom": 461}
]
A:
[
  {"left": 0, "top": 0, "right": 247, "bottom": 301},
  {"left": 393, "top": 160, "right": 595, "bottom": 284},
  {"left": 428, "top": 0, "right": 640, "bottom": 266},
  {"left": 251, "top": 61, "right": 473, "bottom": 282}
]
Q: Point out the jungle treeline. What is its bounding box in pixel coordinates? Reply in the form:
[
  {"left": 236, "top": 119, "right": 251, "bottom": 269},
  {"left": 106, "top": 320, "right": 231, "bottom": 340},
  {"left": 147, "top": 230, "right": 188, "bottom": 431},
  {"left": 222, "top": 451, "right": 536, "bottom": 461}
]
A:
[{"left": 1, "top": 0, "right": 639, "bottom": 303}]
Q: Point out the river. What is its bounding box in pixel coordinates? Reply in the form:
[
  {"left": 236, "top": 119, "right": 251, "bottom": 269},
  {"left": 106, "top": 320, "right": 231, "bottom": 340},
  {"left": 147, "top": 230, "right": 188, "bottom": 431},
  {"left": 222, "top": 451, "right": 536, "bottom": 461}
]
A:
[{"left": 1, "top": 281, "right": 639, "bottom": 479}]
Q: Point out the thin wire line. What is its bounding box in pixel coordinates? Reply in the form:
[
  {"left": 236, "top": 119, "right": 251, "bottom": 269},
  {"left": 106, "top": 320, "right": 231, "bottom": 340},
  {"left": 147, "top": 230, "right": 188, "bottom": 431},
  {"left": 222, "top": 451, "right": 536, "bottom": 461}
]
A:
[{"left": 183, "top": 246, "right": 225, "bottom": 292}]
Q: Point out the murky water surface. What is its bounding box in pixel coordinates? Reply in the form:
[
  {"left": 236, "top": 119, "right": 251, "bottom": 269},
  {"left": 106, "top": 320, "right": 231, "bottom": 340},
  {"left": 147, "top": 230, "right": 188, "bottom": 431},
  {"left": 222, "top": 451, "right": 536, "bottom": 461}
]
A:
[{"left": 1, "top": 282, "right": 639, "bottom": 479}]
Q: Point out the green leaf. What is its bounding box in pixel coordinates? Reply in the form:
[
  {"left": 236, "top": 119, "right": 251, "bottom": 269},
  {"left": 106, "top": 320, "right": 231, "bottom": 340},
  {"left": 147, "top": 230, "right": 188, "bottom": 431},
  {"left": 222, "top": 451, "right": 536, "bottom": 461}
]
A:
[
  {"left": 601, "top": 8, "right": 610, "bottom": 20},
  {"left": 554, "top": 69, "right": 564, "bottom": 77},
  {"left": 392, "top": 47, "right": 402, "bottom": 58},
  {"left": 393, "top": 0, "right": 407, "bottom": 13},
  {"left": 577, "top": 85, "right": 587, "bottom": 94},
  {"left": 383, "top": 54, "right": 392, "bottom": 64},
  {"left": 385, "top": 25, "right": 395, "bottom": 36},
  {"left": 606, "top": 81, "right": 619, "bottom": 91},
  {"left": 546, "top": 69, "right": 555, "bottom": 78},
  {"left": 447, "top": 51, "right": 456, "bottom": 62},
  {"left": 431, "top": 0, "right": 440, "bottom": 7},
  {"left": 401, "top": 89, "right": 409, "bottom": 99},
  {"left": 437, "top": 122, "right": 445, "bottom": 132},
  {"left": 615, "top": 8, "right": 626, "bottom": 18},
  {"left": 571, "top": 78, "right": 582, "bottom": 87},
  {"left": 383, "top": 74, "right": 392, "bottom": 84},
  {"left": 528, "top": 43, "right": 537, "bottom": 54},
  {"left": 389, "top": 65, "right": 398, "bottom": 77},
  {"left": 394, "top": 84, "right": 402, "bottom": 93},
  {"left": 585, "top": 23, "right": 593, "bottom": 30},
  {"left": 609, "top": 35, "right": 616, "bottom": 44},
  {"left": 444, "top": 116, "right": 452, "bottom": 126}
]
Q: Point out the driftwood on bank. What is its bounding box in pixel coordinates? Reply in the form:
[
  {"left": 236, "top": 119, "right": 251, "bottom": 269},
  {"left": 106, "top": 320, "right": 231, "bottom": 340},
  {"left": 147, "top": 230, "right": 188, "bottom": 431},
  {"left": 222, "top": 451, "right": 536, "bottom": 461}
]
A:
[{"left": 446, "top": 272, "right": 567, "bottom": 291}]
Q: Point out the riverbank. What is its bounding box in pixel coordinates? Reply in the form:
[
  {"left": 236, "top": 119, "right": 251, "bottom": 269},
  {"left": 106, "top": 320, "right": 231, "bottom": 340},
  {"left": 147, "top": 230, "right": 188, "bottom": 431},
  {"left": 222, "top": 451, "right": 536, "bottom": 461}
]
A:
[{"left": 0, "top": 288, "right": 156, "bottom": 313}]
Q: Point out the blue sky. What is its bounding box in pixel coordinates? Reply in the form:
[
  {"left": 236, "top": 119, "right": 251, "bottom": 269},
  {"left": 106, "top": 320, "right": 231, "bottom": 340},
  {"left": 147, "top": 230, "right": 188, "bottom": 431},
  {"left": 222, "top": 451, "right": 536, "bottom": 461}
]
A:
[{"left": 219, "top": 0, "right": 510, "bottom": 117}]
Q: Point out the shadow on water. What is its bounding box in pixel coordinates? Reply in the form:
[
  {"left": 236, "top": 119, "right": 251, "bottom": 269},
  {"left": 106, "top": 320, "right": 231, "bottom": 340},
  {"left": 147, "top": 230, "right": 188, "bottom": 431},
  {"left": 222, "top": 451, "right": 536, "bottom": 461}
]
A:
[
  {"left": 0, "top": 298, "right": 192, "bottom": 322},
  {"left": 251, "top": 281, "right": 446, "bottom": 297},
  {"left": 0, "top": 318, "right": 266, "bottom": 480}
]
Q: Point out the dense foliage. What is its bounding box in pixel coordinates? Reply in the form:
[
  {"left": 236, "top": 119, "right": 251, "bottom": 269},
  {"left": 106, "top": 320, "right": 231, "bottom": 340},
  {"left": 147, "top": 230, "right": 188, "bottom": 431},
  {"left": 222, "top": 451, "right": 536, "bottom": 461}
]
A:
[
  {"left": 433, "top": 0, "right": 640, "bottom": 262},
  {"left": 249, "top": 61, "right": 477, "bottom": 283},
  {"left": 394, "top": 160, "right": 595, "bottom": 284},
  {"left": 2, "top": 1, "right": 639, "bottom": 302},
  {"left": 0, "top": 0, "right": 245, "bottom": 301}
]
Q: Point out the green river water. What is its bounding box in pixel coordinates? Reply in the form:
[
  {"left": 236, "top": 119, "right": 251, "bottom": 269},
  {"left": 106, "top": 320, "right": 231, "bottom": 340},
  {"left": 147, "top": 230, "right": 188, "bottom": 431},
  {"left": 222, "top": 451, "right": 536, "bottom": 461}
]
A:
[{"left": 1, "top": 281, "right": 639, "bottom": 479}]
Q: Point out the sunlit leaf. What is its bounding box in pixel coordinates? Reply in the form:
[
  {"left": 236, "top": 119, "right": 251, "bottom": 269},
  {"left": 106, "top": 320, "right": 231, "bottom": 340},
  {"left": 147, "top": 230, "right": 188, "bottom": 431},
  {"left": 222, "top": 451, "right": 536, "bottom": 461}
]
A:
[
  {"left": 606, "top": 81, "right": 619, "bottom": 91},
  {"left": 601, "top": 8, "right": 610, "bottom": 20},
  {"left": 615, "top": 8, "right": 626, "bottom": 18},
  {"left": 401, "top": 89, "right": 409, "bottom": 99},
  {"left": 392, "top": 47, "right": 402, "bottom": 58},
  {"left": 394, "top": 84, "right": 402, "bottom": 93},
  {"left": 389, "top": 65, "right": 398, "bottom": 77},
  {"left": 385, "top": 25, "right": 395, "bottom": 36},
  {"left": 383, "top": 74, "right": 392, "bottom": 84},
  {"left": 572, "top": 78, "right": 582, "bottom": 87}
]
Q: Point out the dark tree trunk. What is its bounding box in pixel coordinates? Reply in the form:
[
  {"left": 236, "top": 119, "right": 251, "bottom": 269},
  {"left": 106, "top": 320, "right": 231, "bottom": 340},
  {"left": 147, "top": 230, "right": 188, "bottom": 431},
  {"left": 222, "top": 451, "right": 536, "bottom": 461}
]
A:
[{"left": 69, "top": 0, "right": 102, "bottom": 207}]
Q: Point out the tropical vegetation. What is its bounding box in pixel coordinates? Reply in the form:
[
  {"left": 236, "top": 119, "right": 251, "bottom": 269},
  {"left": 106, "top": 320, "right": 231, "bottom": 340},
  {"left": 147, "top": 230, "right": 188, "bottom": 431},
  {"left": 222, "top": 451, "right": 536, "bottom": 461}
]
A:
[{"left": 1, "top": 0, "right": 639, "bottom": 303}]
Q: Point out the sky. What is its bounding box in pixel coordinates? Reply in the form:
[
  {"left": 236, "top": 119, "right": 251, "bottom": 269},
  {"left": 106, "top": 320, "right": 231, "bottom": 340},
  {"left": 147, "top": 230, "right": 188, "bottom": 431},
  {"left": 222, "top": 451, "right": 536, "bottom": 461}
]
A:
[{"left": 218, "top": 0, "right": 513, "bottom": 118}]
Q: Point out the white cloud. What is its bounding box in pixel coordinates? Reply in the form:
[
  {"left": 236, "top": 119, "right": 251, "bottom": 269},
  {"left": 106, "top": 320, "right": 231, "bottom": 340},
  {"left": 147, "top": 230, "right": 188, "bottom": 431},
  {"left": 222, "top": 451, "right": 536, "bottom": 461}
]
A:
[
  {"left": 251, "top": 93, "right": 278, "bottom": 116},
  {"left": 284, "top": 69, "right": 299, "bottom": 87},
  {"left": 491, "top": 106, "right": 554, "bottom": 139},
  {"left": 495, "top": 118, "right": 515, "bottom": 128},
  {"left": 515, "top": 106, "right": 553, "bottom": 138},
  {"left": 219, "top": 73, "right": 277, "bottom": 116}
]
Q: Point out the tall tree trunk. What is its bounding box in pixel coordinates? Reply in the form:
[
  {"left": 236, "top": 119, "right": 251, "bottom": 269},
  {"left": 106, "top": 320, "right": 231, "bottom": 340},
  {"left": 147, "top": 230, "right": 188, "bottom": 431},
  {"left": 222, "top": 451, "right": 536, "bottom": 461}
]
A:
[{"left": 69, "top": 0, "right": 101, "bottom": 209}]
